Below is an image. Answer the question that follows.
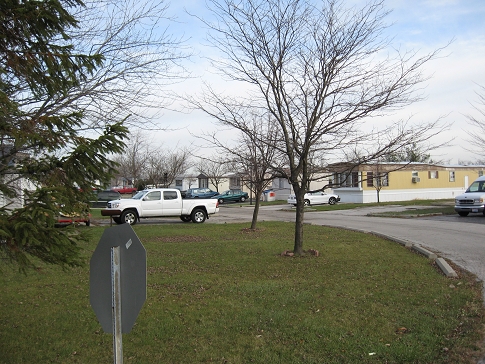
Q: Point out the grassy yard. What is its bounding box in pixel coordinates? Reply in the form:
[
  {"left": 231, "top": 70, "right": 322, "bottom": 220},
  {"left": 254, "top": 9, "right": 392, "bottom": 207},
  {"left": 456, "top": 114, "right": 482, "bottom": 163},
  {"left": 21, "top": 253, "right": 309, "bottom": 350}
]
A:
[{"left": 1, "top": 222, "right": 484, "bottom": 363}]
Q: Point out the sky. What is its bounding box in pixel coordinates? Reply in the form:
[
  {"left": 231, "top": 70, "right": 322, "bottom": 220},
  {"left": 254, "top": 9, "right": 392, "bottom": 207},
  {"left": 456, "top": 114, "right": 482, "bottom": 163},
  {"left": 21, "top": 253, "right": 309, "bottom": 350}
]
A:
[{"left": 154, "top": 0, "right": 485, "bottom": 164}]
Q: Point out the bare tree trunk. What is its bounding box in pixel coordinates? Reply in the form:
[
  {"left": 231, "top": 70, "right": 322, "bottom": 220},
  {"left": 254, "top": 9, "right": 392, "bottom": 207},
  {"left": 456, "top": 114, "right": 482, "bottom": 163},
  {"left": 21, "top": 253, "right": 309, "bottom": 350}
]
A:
[
  {"left": 292, "top": 184, "right": 306, "bottom": 254},
  {"left": 294, "top": 200, "right": 305, "bottom": 255},
  {"left": 250, "top": 191, "right": 263, "bottom": 230}
]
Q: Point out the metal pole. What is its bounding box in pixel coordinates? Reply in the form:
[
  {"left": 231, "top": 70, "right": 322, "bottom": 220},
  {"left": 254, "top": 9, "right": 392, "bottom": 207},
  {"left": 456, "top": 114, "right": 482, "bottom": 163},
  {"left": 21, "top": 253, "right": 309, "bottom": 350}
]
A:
[{"left": 111, "top": 246, "right": 123, "bottom": 364}]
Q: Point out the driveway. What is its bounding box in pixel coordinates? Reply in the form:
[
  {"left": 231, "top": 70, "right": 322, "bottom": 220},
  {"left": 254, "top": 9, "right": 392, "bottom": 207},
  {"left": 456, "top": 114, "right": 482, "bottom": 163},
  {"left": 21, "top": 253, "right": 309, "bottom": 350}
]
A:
[{"left": 211, "top": 204, "right": 485, "bottom": 292}]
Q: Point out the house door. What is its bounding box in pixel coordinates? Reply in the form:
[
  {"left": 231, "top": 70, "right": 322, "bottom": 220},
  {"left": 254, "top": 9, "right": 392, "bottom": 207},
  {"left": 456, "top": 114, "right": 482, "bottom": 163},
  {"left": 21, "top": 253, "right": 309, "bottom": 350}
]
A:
[{"left": 465, "top": 176, "right": 469, "bottom": 189}]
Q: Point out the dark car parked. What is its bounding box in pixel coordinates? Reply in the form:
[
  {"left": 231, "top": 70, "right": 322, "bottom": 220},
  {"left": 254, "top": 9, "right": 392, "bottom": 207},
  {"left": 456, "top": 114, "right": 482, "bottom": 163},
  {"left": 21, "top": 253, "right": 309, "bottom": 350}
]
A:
[
  {"left": 91, "top": 189, "right": 121, "bottom": 208},
  {"left": 212, "top": 189, "right": 249, "bottom": 204},
  {"left": 184, "top": 188, "right": 220, "bottom": 199}
]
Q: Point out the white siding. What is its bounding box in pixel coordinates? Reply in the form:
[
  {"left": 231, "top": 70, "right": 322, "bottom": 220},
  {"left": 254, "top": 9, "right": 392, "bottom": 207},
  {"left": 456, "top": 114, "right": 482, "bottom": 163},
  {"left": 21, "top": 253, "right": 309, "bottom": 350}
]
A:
[{"left": 336, "top": 187, "right": 467, "bottom": 203}]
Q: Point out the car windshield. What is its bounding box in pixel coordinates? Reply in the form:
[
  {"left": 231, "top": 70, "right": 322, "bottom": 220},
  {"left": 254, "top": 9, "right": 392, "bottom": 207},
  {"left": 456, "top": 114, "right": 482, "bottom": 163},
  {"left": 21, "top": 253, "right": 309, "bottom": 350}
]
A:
[
  {"left": 132, "top": 190, "right": 147, "bottom": 199},
  {"left": 466, "top": 181, "right": 485, "bottom": 193}
]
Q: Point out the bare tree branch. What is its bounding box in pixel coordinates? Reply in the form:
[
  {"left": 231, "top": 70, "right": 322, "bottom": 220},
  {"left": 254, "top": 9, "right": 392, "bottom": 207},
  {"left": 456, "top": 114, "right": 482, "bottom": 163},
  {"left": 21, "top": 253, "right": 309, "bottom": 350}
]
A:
[{"left": 190, "top": 0, "right": 447, "bottom": 254}]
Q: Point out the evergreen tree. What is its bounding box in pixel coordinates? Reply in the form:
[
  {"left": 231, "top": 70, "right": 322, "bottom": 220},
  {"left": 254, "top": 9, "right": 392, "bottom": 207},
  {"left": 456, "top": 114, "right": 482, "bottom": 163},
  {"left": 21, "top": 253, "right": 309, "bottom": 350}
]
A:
[
  {"left": 384, "top": 142, "right": 432, "bottom": 163},
  {"left": 0, "top": 0, "right": 128, "bottom": 271}
]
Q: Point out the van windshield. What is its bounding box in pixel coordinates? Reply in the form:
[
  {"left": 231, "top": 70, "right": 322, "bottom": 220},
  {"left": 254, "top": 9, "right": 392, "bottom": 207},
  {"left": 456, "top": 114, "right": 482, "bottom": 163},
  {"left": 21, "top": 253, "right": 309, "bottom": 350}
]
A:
[{"left": 466, "top": 181, "right": 485, "bottom": 193}]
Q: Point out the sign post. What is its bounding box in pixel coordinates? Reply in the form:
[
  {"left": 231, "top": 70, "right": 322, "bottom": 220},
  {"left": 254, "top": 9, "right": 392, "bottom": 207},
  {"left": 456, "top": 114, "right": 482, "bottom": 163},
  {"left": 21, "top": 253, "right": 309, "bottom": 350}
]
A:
[
  {"left": 90, "top": 224, "right": 146, "bottom": 363},
  {"left": 111, "top": 246, "right": 123, "bottom": 363}
]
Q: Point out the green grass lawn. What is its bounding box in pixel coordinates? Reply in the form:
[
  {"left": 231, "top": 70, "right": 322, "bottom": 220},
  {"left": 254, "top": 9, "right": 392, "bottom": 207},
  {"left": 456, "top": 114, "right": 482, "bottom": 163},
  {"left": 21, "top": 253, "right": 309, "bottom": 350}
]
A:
[{"left": 2, "top": 222, "right": 483, "bottom": 363}]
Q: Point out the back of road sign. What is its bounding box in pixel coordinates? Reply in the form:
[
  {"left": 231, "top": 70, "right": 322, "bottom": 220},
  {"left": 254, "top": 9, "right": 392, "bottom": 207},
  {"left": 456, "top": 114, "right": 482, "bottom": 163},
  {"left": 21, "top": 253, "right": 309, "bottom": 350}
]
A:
[{"left": 90, "top": 223, "right": 146, "bottom": 333}]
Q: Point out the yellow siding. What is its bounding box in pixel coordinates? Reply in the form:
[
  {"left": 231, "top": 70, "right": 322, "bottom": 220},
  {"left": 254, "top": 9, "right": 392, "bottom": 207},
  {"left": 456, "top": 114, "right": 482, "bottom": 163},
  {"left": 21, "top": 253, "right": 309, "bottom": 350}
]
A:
[{"left": 361, "top": 167, "right": 485, "bottom": 191}]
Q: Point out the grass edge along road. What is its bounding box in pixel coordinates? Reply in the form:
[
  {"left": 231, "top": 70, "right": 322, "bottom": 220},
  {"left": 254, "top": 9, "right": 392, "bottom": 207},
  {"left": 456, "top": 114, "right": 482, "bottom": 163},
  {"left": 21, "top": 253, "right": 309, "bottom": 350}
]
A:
[{"left": 1, "top": 221, "right": 484, "bottom": 363}]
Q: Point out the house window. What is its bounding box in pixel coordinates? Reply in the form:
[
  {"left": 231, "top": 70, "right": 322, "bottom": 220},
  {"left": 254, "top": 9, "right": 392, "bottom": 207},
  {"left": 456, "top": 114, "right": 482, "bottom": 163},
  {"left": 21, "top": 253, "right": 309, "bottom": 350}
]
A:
[
  {"left": 449, "top": 171, "right": 455, "bottom": 182},
  {"left": 479, "top": 171, "right": 484, "bottom": 177},
  {"left": 278, "top": 178, "right": 286, "bottom": 189},
  {"left": 352, "top": 172, "right": 359, "bottom": 187},
  {"left": 334, "top": 172, "right": 359, "bottom": 187},
  {"left": 428, "top": 171, "right": 439, "bottom": 179},
  {"left": 199, "top": 178, "right": 208, "bottom": 188},
  {"left": 373, "top": 173, "right": 389, "bottom": 187},
  {"left": 367, "top": 172, "right": 374, "bottom": 187},
  {"left": 381, "top": 173, "right": 389, "bottom": 187},
  {"left": 229, "top": 176, "right": 241, "bottom": 188},
  {"left": 175, "top": 179, "right": 183, "bottom": 187},
  {"left": 412, "top": 171, "right": 419, "bottom": 177},
  {"left": 333, "top": 173, "right": 340, "bottom": 186}
]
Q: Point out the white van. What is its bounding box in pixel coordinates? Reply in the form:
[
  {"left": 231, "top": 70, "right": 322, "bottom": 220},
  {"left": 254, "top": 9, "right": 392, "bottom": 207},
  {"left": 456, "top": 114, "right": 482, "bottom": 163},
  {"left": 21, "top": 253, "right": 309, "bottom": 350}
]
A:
[{"left": 454, "top": 176, "right": 485, "bottom": 216}]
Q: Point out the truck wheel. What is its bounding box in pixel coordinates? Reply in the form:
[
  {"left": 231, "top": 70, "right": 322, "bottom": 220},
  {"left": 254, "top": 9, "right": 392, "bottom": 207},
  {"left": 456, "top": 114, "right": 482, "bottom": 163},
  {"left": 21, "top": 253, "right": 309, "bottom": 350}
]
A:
[
  {"left": 121, "top": 210, "right": 137, "bottom": 225},
  {"left": 191, "top": 208, "right": 206, "bottom": 223},
  {"left": 180, "top": 216, "right": 192, "bottom": 222},
  {"left": 218, "top": 198, "right": 224, "bottom": 204},
  {"left": 328, "top": 197, "right": 337, "bottom": 205},
  {"left": 240, "top": 196, "right": 246, "bottom": 202},
  {"left": 304, "top": 199, "right": 311, "bottom": 206},
  {"left": 458, "top": 212, "right": 469, "bottom": 217}
]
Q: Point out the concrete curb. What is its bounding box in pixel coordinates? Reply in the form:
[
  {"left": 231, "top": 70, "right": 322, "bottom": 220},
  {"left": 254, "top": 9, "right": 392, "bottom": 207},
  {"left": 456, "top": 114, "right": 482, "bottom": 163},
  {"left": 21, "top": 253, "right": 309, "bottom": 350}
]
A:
[
  {"left": 371, "top": 232, "right": 413, "bottom": 248},
  {"left": 411, "top": 245, "right": 438, "bottom": 260},
  {"left": 436, "top": 258, "right": 458, "bottom": 278}
]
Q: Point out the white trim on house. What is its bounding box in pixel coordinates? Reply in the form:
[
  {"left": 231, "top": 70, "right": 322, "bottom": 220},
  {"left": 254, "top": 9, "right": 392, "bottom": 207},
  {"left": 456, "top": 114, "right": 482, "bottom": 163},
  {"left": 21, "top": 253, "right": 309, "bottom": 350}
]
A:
[
  {"left": 0, "top": 175, "right": 37, "bottom": 210},
  {"left": 336, "top": 187, "right": 467, "bottom": 203}
]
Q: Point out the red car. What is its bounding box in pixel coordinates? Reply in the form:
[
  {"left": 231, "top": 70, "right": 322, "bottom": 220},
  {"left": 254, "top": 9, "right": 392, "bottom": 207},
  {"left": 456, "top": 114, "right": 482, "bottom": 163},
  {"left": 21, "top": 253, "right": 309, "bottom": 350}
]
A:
[
  {"left": 56, "top": 212, "right": 91, "bottom": 226},
  {"left": 113, "top": 186, "right": 138, "bottom": 194}
]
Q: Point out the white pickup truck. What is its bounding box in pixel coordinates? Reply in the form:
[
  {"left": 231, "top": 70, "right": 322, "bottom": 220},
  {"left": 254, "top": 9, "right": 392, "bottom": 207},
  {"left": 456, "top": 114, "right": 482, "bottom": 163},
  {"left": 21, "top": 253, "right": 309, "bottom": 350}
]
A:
[
  {"left": 454, "top": 176, "right": 485, "bottom": 217},
  {"left": 101, "top": 188, "right": 219, "bottom": 225}
]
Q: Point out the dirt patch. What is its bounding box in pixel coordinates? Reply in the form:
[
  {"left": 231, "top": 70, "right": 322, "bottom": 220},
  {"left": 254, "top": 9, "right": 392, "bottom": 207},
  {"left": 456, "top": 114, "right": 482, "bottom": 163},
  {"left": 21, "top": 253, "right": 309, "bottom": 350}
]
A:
[
  {"left": 152, "top": 235, "right": 207, "bottom": 243},
  {"left": 280, "top": 249, "right": 320, "bottom": 257}
]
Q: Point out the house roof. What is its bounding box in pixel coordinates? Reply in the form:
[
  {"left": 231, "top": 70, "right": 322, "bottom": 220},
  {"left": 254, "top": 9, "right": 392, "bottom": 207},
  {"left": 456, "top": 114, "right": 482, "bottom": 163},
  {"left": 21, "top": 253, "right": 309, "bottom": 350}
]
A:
[{"left": 327, "top": 161, "right": 485, "bottom": 172}]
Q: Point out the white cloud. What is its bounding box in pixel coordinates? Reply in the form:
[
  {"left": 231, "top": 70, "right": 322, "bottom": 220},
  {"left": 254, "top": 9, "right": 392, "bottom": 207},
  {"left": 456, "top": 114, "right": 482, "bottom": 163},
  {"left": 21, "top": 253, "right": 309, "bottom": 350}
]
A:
[{"left": 153, "top": 0, "right": 485, "bottom": 163}]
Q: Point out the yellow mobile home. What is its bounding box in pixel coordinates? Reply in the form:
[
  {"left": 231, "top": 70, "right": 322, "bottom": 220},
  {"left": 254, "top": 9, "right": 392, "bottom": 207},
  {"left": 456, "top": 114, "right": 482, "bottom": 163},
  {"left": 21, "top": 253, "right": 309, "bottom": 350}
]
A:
[{"left": 329, "top": 163, "right": 485, "bottom": 203}]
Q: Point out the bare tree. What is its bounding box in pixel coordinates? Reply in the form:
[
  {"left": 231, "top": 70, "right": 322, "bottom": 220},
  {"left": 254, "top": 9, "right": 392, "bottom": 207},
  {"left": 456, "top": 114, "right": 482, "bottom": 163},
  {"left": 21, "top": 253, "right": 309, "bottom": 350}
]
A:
[
  {"left": 197, "top": 155, "right": 230, "bottom": 192},
  {"left": 465, "top": 85, "right": 485, "bottom": 155},
  {"left": 191, "top": 0, "right": 446, "bottom": 255},
  {"left": 195, "top": 111, "right": 284, "bottom": 228},
  {"left": 113, "top": 131, "right": 151, "bottom": 188},
  {"left": 145, "top": 153, "right": 165, "bottom": 188},
  {"left": 55, "top": 0, "right": 189, "bottom": 133},
  {"left": 229, "top": 117, "right": 284, "bottom": 229},
  {"left": 367, "top": 161, "right": 388, "bottom": 203},
  {"left": 146, "top": 148, "right": 191, "bottom": 187}
]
